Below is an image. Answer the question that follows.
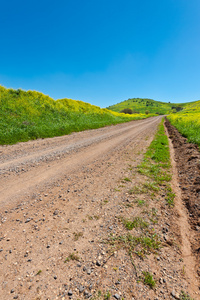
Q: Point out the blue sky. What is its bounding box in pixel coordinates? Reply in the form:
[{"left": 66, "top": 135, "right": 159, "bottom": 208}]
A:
[{"left": 0, "top": 0, "right": 200, "bottom": 107}]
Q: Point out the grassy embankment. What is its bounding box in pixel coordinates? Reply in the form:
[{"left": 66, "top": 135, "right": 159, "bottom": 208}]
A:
[
  {"left": 167, "top": 100, "right": 200, "bottom": 147},
  {"left": 0, "top": 86, "right": 155, "bottom": 145}
]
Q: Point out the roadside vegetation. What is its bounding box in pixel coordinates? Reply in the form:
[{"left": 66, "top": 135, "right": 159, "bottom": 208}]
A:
[
  {"left": 167, "top": 108, "right": 200, "bottom": 146},
  {"left": 103, "top": 119, "right": 176, "bottom": 292},
  {"left": 100, "top": 118, "right": 193, "bottom": 298},
  {"left": 137, "top": 119, "right": 175, "bottom": 207},
  {"left": 0, "top": 86, "right": 154, "bottom": 145}
]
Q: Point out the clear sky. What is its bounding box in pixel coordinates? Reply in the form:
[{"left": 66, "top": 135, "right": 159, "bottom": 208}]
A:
[{"left": 0, "top": 0, "right": 200, "bottom": 107}]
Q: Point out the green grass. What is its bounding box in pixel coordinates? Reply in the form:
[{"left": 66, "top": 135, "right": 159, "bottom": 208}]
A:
[
  {"left": 105, "top": 231, "right": 161, "bottom": 259},
  {"left": 64, "top": 253, "right": 80, "bottom": 262},
  {"left": 135, "top": 199, "right": 146, "bottom": 207},
  {"left": 36, "top": 270, "right": 42, "bottom": 275},
  {"left": 0, "top": 85, "right": 153, "bottom": 145},
  {"left": 90, "top": 290, "right": 111, "bottom": 300},
  {"left": 136, "top": 119, "right": 174, "bottom": 206},
  {"left": 143, "top": 181, "right": 160, "bottom": 192},
  {"left": 122, "top": 217, "right": 149, "bottom": 230},
  {"left": 129, "top": 181, "right": 159, "bottom": 195},
  {"left": 145, "top": 120, "right": 170, "bottom": 164},
  {"left": 179, "top": 291, "right": 194, "bottom": 300},
  {"left": 73, "top": 232, "right": 83, "bottom": 241},
  {"left": 104, "top": 291, "right": 111, "bottom": 300},
  {"left": 167, "top": 98, "right": 200, "bottom": 146},
  {"left": 142, "top": 271, "right": 156, "bottom": 288},
  {"left": 166, "top": 190, "right": 176, "bottom": 207},
  {"left": 107, "top": 97, "right": 186, "bottom": 115},
  {"left": 167, "top": 112, "right": 200, "bottom": 146},
  {"left": 123, "top": 177, "right": 132, "bottom": 182}
]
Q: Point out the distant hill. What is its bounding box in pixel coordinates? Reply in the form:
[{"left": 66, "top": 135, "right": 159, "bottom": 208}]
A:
[
  {"left": 0, "top": 86, "right": 153, "bottom": 145},
  {"left": 106, "top": 97, "right": 199, "bottom": 115}
]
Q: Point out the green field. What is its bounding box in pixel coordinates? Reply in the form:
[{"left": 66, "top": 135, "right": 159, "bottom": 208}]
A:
[{"left": 0, "top": 86, "right": 155, "bottom": 145}]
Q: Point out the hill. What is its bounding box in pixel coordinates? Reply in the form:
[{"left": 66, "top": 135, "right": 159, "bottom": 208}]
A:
[
  {"left": 107, "top": 97, "right": 200, "bottom": 146},
  {"left": 0, "top": 86, "right": 154, "bottom": 145},
  {"left": 107, "top": 98, "right": 186, "bottom": 115}
]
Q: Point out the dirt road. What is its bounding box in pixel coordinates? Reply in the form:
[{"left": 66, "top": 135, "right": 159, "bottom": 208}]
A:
[
  {"left": 0, "top": 117, "right": 161, "bottom": 208},
  {"left": 0, "top": 116, "right": 199, "bottom": 300}
]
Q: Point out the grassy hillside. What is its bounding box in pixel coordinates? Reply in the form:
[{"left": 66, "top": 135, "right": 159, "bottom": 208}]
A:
[
  {"left": 107, "top": 98, "right": 184, "bottom": 115},
  {"left": 107, "top": 97, "right": 200, "bottom": 147},
  {"left": 167, "top": 100, "right": 200, "bottom": 146},
  {"left": 0, "top": 86, "right": 154, "bottom": 145}
]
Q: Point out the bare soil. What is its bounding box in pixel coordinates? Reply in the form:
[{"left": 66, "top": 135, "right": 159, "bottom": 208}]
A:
[
  {"left": 0, "top": 117, "right": 199, "bottom": 300},
  {"left": 165, "top": 118, "right": 200, "bottom": 279}
]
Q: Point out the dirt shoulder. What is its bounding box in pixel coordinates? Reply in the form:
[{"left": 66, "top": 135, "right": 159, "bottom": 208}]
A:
[
  {"left": 0, "top": 117, "right": 199, "bottom": 299},
  {"left": 165, "top": 118, "right": 200, "bottom": 279}
]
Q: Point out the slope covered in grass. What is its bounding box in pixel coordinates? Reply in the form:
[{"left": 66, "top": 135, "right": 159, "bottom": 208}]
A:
[
  {"left": 107, "top": 98, "right": 185, "bottom": 115},
  {"left": 0, "top": 86, "right": 154, "bottom": 145},
  {"left": 167, "top": 100, "right": 200, "bottom": 146}
]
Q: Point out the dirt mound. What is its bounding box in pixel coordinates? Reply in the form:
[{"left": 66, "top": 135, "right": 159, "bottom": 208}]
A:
[{"left": 165, "top": 118, "right": 200, "bottom": 264}]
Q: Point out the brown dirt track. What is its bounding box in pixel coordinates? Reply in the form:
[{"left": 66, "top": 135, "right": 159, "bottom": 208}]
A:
[{"left": 0, "top": 116, "right": 199, "bottom": 300}]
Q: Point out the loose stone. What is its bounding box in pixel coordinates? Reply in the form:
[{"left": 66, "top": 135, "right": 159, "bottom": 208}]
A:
[
  {"left": 25, "top": 218, "right": 31, "bottom": 223},
  {"left": 171, "top": 291, "right": 180, "bottom": 299},
  {"left": 78, "top": 285, "right": 85, "bottom": 293},
  {"left": 87, "top": 269, "right": 91, "bottom": 275},
  {"left": 84, "top": 290, "right": 89, "bottom": 296}
]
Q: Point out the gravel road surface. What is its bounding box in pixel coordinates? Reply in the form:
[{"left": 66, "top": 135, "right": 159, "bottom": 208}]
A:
[{"left": 0, "top": 116, "right": 199, "bottom": 300}]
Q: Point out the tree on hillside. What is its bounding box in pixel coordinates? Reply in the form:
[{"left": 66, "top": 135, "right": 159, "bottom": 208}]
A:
[
  {"left": 120, "top": 108, "right": 133, "bottom": 114},
  {"left": 171, "top": 106, "right": 183, "bottom": 112}
]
